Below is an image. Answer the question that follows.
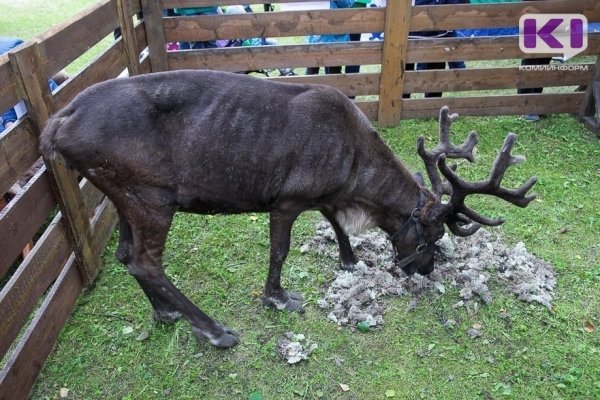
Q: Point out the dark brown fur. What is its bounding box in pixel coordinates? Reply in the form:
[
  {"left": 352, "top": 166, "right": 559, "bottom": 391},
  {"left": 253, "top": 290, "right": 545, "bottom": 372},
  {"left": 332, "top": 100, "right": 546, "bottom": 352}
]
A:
[{"left": 39, "top": 70, "right": 480, "bottom": 347}]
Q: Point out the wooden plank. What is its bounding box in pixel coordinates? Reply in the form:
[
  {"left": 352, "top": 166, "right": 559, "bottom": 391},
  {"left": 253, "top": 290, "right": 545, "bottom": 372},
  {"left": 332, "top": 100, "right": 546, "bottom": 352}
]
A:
[
  {"left": 53, "top": 41, "right": 128, "bottom": 110},
  {"left": 45, "top": 153, "right": 99, "bottom": 286},
  {"left": 36, "top": 0, "right": 118, "bottom": 78},
  {"left": 91, "top": 197, "right": 119, "bottom": 260},
  {"left": 10, "top": 42, "right": 99, "bottom": 286},
  {"left": 80, "top": 178, "right": 106, "bottom": 221},
  {"left": 269, "top": 72, "right": 380, "bottom": 96},
  {"left": 8, "top": 44, "right": 54, "bottom": 132},
  {"left": 355, "top": 100, "right": 378, "bottom": 121},
  {"left": 142, "top": 0, "right": 168, "bottom": 72},
  {"left": 404, "top": 65, "right": 595, "bottom": 94},
  {"left": 139, "top": 53, "right": 152, "bottom": 74},
  {"left": 410, "top": 0, "right": 600, "bottom": 32},
  {"left": 167, "top": 34, "right": 599, "bottom": 72},
  {"left": 577, "top": 56, "right": 600, "bottom": 118},
  {"left": 400, "top": 92, "right": 583, "bottom": 119},
  {"left": 163, "top": 8, "right": 383, "bottom": 42},
  {"left": 0, "top": 118, "right": 38, "bottom": 197},
  {"left": 168, "top": 41, "right": 382, "bottom": 72},
  {"left": 0, "top": 255, "right": 82, "bottom": 400},
  {"left": 0, "top": 168, "right": 56, "bottom": 279},
  {"left": 378, "top": 0, "right": 412, "bottom": 127},
  {"left": 135, "top": 19, "right": 149, "bottom": 53},
  {"left": 117, "top": 0, "right": 141, "bottom": 76},
  {"left": 0, "top": 60, "right": 19, "bottom": 113},
  {"left": 407, "top": 33, "right": 600, "bottom": 63},
  {"left": 360, "top": 92, "right": 584, "bottom": 121},
  {"left": 128, "top": 0, "right": 142, "bottom": 15},
  {"left": 0, "top": 213, "right": 70, "bottom": 361},
  {"left": 163, "top": 0, "right": 313, "bottom": 7},
  {"left": 162, "top": 0, "right": 600, "bottom": 26}
]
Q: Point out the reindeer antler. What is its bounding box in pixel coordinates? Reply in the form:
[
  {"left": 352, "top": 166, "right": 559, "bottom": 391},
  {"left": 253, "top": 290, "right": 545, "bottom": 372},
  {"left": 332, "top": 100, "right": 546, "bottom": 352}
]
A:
[
  {"left": 417, "top": 106, "right": 478, "bottom": 197},
  {"left": 418, "top": 107, "right": 537, "bottom": 237}
]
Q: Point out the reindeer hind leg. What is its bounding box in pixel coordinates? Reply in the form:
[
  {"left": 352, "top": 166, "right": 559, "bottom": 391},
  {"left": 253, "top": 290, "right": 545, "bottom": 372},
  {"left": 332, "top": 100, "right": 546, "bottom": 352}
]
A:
[
  {"left": 121, "top": 197, "right": 237, "bottom": 347},
  {"left": 114, "top": 210, "right": 181, "bottom": 323}
]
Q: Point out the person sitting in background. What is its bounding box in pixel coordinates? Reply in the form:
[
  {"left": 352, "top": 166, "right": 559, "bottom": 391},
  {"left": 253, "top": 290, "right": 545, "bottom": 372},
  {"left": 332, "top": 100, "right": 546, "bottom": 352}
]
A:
[
  {"left": 225, "top": 5, "right": 276, "bottom": 47},
  {"left": 0, "top": 37, "right": 66, "bottom": 133},
  {"left": 174, "top": 6, "right": 222, "bottom": 49},
  {"left": 305, "top": 0, "right": 356, "bottom": 76},
  {"left": 224, "top": 5, "right": 294, "bottom": 76},
  {"left": 516, "top": 0, "right": 550, "bottom": 122},
  {"left": 368, "top": 0, "right": 386, "bottom": 41},
  {"left": 408, "top": 0, "right": 468, "bottom": 98},
  {"left": 0, "top": 37, "right": 68, "bottom": 257},
  {"left": 345, "top": 0, "right": 370, "bottom": 75}
]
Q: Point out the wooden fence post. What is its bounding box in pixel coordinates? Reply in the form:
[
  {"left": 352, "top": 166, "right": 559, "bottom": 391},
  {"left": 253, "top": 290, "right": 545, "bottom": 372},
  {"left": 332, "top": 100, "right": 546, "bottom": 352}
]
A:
[
  {"left": 141, "top": 0, "right": 168, "bottom": 72},
  {"left": 9, "top": 41, "right": 99, "bottom": 286},
  {"left": 117, "top": 0, "right": 141, "bottom": 76},
  {"left": 378, "top": 0, "right": 412, "bottom": 127},
  {"left": 577, "top": 55, "right": 600, "bottom": 133}
]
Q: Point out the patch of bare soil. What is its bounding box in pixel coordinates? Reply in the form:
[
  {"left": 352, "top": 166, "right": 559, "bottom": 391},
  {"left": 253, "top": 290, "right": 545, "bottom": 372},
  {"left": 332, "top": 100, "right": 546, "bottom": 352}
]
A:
[{"left": 301, "top": 221, "right": 556, "bottom": 328}]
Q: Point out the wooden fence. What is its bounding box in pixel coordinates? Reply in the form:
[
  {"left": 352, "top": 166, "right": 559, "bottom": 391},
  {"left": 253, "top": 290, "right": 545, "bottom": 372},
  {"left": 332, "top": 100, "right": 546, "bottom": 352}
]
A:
[
  {"left": 0, "top": 0, "right": 598, "bottom": 398},
  {"left": 156, "top": 0, "right": 600, "bottom": 126},
  {"left": 0, "top": 1, "right": 147, "bottom": 398}
]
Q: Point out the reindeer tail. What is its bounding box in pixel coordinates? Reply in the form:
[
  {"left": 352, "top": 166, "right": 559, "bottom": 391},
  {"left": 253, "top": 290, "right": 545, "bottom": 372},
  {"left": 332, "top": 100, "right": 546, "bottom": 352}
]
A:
[{"left": 39, "top": 111, "right": 70, "bottom": 161}]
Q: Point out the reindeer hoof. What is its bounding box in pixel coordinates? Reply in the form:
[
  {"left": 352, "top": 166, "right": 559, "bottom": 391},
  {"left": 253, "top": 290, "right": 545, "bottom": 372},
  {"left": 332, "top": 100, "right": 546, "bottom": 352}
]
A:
[
  {"left": 192, "top": 325, "right": 238, "bottom": 348},
  {"left": 340, "top": 254, "right": 359, "bottom": 271},
  {"left": 340, "top": 261, "right": 357, "bottom": 271},
  {"left": 262, "top": 291, "right": 305, "bottom": 313}
]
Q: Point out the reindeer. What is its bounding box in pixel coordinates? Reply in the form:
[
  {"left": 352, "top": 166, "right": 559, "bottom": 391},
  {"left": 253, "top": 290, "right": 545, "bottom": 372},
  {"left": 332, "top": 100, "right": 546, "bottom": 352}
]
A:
[{"left": 40, "top": 70, "right": 536, "bottom": 348}]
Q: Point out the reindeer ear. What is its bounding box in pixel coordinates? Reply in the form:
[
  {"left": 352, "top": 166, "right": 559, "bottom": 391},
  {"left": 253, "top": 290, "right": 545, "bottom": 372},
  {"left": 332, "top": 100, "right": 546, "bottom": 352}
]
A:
[{"left": 419, "top": 194, "right": 451, "bottom": 225}]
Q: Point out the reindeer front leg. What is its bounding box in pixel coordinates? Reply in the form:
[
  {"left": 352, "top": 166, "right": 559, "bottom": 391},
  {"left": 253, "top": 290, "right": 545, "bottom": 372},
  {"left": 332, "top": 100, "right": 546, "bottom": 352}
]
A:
[
  {"left": 321, "top": 210, "right": 359, "bottom": 270},
  {"left": 262, "top": 207, "right": 304, "bottom": 312}
]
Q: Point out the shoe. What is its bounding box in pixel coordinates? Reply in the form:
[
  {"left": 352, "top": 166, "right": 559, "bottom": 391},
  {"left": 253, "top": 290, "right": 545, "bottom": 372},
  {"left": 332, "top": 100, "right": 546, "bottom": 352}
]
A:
[
  {"left": 522, "top": 114, "right": 540, "bottom": 122},
  {"left": 279, "top": 68, "right": 295, "bottom": 76}
]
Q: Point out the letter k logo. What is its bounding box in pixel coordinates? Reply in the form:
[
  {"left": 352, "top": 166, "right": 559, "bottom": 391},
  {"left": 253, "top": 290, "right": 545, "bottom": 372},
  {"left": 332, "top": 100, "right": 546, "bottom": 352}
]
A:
[
  {"left": 523, "top": 18, "right": 563, "bottom": 49},
  {"left": 519, "top": 14, "right": 588, "bottom": 60}
]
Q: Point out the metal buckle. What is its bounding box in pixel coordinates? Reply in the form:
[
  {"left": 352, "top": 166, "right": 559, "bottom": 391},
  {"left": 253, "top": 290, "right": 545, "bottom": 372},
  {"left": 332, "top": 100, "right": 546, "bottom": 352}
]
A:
[
  {"left": 410, "top": 208, "right": 421, "bottom": 219},
  {"left": 416, "top": 243, "right": 427, "bottom": 254}
]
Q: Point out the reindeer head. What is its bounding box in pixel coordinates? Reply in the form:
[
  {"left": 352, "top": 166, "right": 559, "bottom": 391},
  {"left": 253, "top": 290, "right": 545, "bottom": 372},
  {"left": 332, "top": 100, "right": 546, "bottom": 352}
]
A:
[{"left": 392, "top": 106, "right": 537, "bottom": 275}]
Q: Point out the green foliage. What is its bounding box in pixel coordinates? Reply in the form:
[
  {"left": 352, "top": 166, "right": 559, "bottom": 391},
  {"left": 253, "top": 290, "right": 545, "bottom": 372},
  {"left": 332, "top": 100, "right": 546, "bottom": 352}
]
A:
[{"left": 28, "top": 114, "right": 600, "bottom": 400}]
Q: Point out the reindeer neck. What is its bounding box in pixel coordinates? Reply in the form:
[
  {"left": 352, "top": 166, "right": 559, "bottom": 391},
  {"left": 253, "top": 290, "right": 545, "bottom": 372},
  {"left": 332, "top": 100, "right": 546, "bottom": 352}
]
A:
[
  {"left": 374, "top": 163, "right": 423, "bottom": 218},
  {"left": 341, "top": 150, "right": 425, "bottom": 229}
]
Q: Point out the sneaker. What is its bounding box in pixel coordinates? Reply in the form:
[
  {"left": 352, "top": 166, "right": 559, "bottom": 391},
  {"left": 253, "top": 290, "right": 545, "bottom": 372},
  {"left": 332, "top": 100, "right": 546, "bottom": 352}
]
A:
[
  {"left": 279, "top": 68, "right": 295, "bottom": 76},
  {"left": 522, "top": 114, "right": 540, "bottom": 122}
]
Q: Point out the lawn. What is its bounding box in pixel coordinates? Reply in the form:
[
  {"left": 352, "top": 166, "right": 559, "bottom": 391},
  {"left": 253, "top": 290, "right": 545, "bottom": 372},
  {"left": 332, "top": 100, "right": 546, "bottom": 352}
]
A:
[
  {"left": 25, "top": 115, "right": 600, "bottom": 400},
  {"left": 2, "top": 1, "right": 600, "bottom": 399}
]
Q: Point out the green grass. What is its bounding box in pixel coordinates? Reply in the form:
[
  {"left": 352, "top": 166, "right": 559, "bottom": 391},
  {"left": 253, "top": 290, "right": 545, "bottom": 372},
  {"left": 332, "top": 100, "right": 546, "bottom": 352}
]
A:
[
  {"left": 2, "top": 2, "right": 600, "bottom": 399},
  {"left": 0, "top": 0, "right": 117, "bottom": 75},
  {"left": 27, "top": 115, "right": 600, "bottom": 400},
  {"left": 0, "top": 0, "right": 98, "bottom": 40}
]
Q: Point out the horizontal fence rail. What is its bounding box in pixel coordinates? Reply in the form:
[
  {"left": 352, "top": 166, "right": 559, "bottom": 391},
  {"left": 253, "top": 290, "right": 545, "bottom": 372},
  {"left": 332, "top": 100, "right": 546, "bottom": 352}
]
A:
[{"left": 0, "top": 0, "right": 599, "bottom": 398}]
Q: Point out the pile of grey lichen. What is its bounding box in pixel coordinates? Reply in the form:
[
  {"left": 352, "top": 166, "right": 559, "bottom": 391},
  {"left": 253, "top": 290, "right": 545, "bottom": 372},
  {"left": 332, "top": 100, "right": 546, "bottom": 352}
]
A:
[{"left": 302, "top": 221, "right": 556, "bottom": 328}]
